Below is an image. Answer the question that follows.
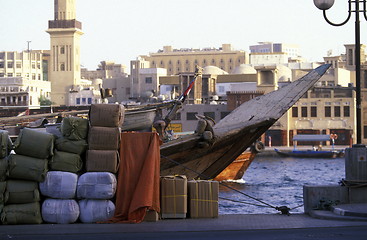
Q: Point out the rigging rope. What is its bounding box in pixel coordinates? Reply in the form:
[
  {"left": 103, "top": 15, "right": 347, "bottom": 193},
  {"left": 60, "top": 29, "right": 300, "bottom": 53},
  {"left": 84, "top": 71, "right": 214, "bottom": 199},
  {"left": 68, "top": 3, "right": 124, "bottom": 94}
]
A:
[{"left": 161, "top": 154, "right": 298, "bottom": 214}]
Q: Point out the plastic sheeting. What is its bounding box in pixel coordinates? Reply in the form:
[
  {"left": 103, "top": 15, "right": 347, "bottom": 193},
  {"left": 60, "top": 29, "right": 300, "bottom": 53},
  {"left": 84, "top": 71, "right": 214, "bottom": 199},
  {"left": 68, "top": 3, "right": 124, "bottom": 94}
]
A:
[
  {"left": 41, "top": 199, "right": 80, "bottom": 224},
  {"left": 39, "top": 171, "right": 78, "bottom": 199},
  {"left": 77, "top": 172, "right": 117, "bottom": 199},
  {"left": 79, "top": 199, "right": 115, "bottom": 223}
]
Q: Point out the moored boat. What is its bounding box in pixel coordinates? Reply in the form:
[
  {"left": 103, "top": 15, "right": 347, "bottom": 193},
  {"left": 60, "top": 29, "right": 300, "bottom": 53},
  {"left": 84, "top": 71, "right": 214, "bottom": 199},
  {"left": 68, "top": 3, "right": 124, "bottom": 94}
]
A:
[{"left": 274, "top": 134, "right": 344, "bottom": 159}]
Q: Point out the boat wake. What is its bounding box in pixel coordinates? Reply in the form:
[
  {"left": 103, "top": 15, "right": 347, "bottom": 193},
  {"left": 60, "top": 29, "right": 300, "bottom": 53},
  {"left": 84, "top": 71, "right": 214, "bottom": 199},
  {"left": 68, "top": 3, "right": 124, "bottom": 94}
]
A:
[{"left": 221, "top": 179, "right": 246, "bottom": 184}]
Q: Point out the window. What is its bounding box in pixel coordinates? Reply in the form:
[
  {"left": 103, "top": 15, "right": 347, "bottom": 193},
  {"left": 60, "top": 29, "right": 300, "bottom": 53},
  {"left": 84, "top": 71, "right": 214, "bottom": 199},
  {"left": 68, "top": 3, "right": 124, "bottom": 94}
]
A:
[
  {"left": 334, "top": 106, "right": 341, "bottom": 117},
  {"left": 88, "top": 98, "right": 92, "bottom": 104},
  {"left": 204, "top": 112, "right": 215, "bottom": 120},
  {"left": 218, "top": 86, "right": 225, "bottom": 93},
  {"left": 0, "top": 62, "right": 4, "bottom": 68},
  {"left": 172, "top": 112, "right": 181, "bottom": 120},
  {"left": 82, "top": 98, "right": 86, "bottom": 104},
  {"left": 344, "top": 106, "right": 350, "bottom": 117},
  {"left": 60, "top": 46, "right": 65, "bottom": 54},
  {"left": 60, "top": 63, "right": 65, "bottom": 71},
  {"left": 325, "top": 106, "right": 331, "bottom": 117},
  {"left": 186, "top": 112, "right": 198, "bottom": 120},
  {"left": 145, "top": 77, "right": 152, "bottom": 84},
  {"left": 76, "top": 98, "right": 80, "bottom": 104},
  {"left": 311, "top": 106, "right": 317, "bottom": 117},
  {"left": 301, "top": 107, "right": 307, "bottom": 117},
  {"left": 7, "top": 62, "right": 13, "bottom": 68},
  {"left": 16, "top": 62, "right": 21, "bottom": 68},
  {"left": 7, "top": 73, "right": 13, "bottom": 77},
  {"left": 364, "top": 126, "right": 367, "bottom": 139},
  {"left": 292, "top": 107, "right": 298, "bottom": 118}
]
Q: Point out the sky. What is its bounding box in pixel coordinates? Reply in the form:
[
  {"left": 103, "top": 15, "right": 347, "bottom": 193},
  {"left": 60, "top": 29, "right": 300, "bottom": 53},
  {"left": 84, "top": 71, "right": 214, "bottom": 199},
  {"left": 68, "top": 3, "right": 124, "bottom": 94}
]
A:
[{"left": 1, "top": 0, "right": 367, "bottom": 71}]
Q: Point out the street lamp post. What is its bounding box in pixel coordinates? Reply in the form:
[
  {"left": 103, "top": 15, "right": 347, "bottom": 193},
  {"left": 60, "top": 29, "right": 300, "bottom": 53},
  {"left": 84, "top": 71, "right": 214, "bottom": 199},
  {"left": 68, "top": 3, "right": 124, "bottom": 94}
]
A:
[{"left": 314, "top": 0, "right": 367, "bottom": 145}]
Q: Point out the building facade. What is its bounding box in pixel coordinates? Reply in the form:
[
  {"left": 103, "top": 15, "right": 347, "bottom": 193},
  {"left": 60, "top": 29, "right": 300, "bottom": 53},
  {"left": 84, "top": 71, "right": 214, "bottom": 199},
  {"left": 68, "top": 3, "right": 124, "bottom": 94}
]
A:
[
  {"left": 140, "top": 44, "right": 249, "bottom": 76},
  {"left": 0, "top": 51, "right": 51, "bottom": 107}
]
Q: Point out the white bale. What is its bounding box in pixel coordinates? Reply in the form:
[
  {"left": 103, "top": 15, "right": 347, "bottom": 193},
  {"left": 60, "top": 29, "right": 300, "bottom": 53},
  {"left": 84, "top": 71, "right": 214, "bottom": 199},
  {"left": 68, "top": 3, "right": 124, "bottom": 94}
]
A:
[
  {"left": 39, "top": 171, "right": 78, "bottom": 199},
  {"left": 41, "top": 199, "right": 80, "bottom": 224},
  {"left": 77, "top": 172, "right": 117, "bottom": 199},
  {"left": 79, "top": 199, "right": 115, "bottom": 223}
]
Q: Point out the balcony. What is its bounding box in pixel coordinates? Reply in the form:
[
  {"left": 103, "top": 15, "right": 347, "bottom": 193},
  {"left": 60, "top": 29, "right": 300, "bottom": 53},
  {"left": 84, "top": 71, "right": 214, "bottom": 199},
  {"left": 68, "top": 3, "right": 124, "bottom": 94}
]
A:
[{"left": 48, "top": 20, "right": 82, "bottom": 30}]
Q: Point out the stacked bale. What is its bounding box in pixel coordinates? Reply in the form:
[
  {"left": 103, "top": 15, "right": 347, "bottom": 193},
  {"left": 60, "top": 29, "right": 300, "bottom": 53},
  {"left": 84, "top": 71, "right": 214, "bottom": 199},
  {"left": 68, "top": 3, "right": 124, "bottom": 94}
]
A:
[
  {"left": 50, "top": 117, "right": 89, "bottom": 173},
  {"left": 78, "top": 104, "right": 124, "bottom": 223},
  {"left": 0, "top": 130, "right": 12, "bottom": 220},
  {"left": 40, "top": 117, "right": 88, "bottom": 224},
  {"left": 77, "top": 172, "right": 116, "bottom": 223},
  {"left": 39, "top": 171, "right": 79, "bottom": 224},
  {"left": 2, "top": 128, "right": 53, "bottom": 224}
]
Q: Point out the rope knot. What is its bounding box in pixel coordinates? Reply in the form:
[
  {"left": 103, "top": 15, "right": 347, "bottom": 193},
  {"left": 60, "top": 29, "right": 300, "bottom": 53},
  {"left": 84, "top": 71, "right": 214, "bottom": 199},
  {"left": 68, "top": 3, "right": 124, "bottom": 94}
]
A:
[{"left": 275, "top": 206, "right": 291, "bottom": 216}]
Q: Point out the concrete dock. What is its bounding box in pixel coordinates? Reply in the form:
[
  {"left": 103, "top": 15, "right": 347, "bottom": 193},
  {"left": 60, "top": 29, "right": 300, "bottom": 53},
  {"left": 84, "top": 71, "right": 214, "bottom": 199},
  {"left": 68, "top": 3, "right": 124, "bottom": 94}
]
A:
[{"left": 1, "top": 212, "right": 367, "bottom": 240}]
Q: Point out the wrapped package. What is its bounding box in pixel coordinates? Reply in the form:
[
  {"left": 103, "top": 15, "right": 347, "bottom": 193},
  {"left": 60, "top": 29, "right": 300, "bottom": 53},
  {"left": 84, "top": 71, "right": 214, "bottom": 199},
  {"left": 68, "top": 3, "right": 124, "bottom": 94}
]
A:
[
  {"left": 143, "top": 210, "right": 159, "bottom": 222},
  {"left": 188, "top": 180, "right": 219, "bottom": 218},
  {"left": 77, "top": 172, "right": 117, "bottom": 199},
  {"left": 78, "top": 199, "right": 115, "bottom": 223},
  {"left": 8, "top": 154, "right": 48, "bottom": 182},
  {"left": 0, "top": 157, "right": 8, "bottom": 181},
  {"left": 5, "top": 180, "right": 40, "bottom": 204},
  {"left": 0, "top": 130, "right": 13, "bottom": 159},
  {"left": 60, "top": 117, "right": 89, "bottom": 140},
  {"left": 13, "top": 128, "right": 54, "bottom": 159},
  {"left": 160, "top": 175, "right": 187, "bottom": 219},
  {"left": 86, "top": 150, "right": 119, "bottom": 173},
  {"left": 55, "top": 137, "right": 88, "bottom": 155},
  {"left": 49, "top": 150, "right": 83, "bottom": 173},
  {"left": 0, "top": 181, "right": 5, "bottom": 204},
  {"left": 39, "top": 171, "right": 78, "bottom": 199},
  {"left": 88, "top": 126, "right": 120, "bottom": 150},
  {"left": 42, "top": 199, "right": 80, "bottom": 224},
  {"left": 89, "top": 104, "right": 125, "bottom": 127},
  {"left": 1, "top": 202, "right": 43, "bottom": 224}
]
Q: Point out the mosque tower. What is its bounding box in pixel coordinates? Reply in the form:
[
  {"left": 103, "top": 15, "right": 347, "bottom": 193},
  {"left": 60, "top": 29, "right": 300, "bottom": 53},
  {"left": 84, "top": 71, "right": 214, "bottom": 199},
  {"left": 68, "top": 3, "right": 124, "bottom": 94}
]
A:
[{"left": 46, "top": 0, "right": 83, "bottom": 105}]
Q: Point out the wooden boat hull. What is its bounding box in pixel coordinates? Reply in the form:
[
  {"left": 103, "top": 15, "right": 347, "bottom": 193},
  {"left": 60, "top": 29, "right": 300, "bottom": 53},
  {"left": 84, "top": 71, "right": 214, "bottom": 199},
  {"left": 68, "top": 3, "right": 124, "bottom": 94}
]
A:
[
  {"left": 213, "top": 150, "right": 256, "bottom": 181},
  {"left": 274, "top": 148, "right": 343, "bottom": 159},
  {"left": 160, "top": 64, "right": 331, "bottom": 180}
]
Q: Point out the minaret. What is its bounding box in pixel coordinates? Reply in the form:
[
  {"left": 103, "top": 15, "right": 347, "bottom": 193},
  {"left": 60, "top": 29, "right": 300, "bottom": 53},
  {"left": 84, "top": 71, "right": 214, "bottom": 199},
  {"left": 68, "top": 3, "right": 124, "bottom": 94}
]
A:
[{"left": 46, "top": 0, "right": 83, "bottom": 106}]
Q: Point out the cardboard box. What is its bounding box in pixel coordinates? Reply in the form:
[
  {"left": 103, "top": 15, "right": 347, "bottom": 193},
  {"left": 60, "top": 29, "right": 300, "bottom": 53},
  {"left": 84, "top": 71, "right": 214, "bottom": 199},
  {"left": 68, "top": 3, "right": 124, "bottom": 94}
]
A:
[
  {"left": 160, "top": 175, "right": 187, "bottom": 219},
  {"left": 188, "top": 180, "right": 219, "bottom": 218},
  {"left": 86, "top": 150, "right": 119, "bottom": 173}
]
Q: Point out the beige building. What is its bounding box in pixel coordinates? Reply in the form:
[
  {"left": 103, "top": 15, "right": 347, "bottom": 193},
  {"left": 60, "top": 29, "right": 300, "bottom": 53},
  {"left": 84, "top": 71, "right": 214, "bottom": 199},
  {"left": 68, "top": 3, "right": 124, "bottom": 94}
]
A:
[
  {"left": 140, "top": 44, "right": 249, "bottom": 76},
  {"left": 46, "top": 0, "right": 83, "bottom": 105},
  {"left": 0, "top": 51, "right": 51, "bottom": 107}
]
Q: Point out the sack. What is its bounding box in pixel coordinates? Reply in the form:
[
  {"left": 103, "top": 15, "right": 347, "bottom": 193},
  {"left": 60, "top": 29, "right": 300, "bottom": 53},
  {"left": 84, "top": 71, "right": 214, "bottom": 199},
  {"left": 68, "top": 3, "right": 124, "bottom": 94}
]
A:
[
  {"left": 8, "top": 154, "right": 48, "bottom": 182},
  {"left": 13, "top": 128, "right": 54, "bottom": 159},
  {"left": 55, "top": 137, "right": 88, "bottom": 155},
  {"left": 5, "top": 180, "right": 40, "bottom": 204},
  {"left": 89, "top": 104, "right": 125, "bottom": 127},
  {"left": 0, "top": 130, "right": 13, "bottom": 158},
  {"left": 86, "top": 150, "right": 119, "bottom": 173},
  {"left": 79, "top": 199, "right": 115, "bottom": 223},
  {"left": 88, "top": 126, "right": 120, "bottom": 150},
  {"left": 49, "top": 150, "right": 83, "bottom": 173},
  {"left": 0, "top": 157, "right": 8, "bottom": 181},
  {"left": 41, "top": 199, "right": 80, "bottom": 224},
  {"left": 39, "top": 171, "right": 78, "bottom": 199},
  {"left": 1, "top": 202, "right": 43, "bottom": 224},
  {"left": 0, "top": 181, "right": 6, "bottom": 204},
  {"left": 77, "top": 172, "right": 117, "bottom": 199},
  {"left": 60, "top": 117, "right": 89, "bottom": 140}
]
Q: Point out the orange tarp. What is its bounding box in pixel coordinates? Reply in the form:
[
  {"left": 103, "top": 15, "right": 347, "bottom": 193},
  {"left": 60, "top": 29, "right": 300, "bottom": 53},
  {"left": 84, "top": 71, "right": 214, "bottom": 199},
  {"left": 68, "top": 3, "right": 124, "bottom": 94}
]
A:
[{"left": 105, "top": 132, "right": 161, "bottom": 223}]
